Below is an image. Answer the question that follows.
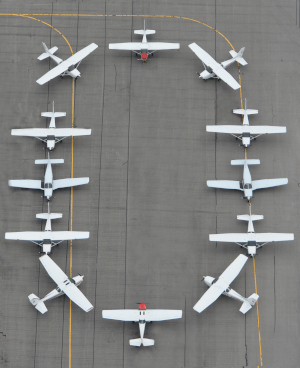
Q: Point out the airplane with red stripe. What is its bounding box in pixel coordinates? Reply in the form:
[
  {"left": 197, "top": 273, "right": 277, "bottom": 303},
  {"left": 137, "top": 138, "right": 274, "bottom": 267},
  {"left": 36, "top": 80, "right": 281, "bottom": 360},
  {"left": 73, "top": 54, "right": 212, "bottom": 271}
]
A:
[{"left": 109, "top": 20, "right": 180, "bottom": 62}]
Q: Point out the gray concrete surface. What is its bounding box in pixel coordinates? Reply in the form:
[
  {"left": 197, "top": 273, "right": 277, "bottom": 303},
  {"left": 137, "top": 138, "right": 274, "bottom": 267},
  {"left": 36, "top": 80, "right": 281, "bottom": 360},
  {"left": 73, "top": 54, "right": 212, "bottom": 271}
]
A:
[{"left": 0, "top": 1, "right": 299, "bottom": 367}]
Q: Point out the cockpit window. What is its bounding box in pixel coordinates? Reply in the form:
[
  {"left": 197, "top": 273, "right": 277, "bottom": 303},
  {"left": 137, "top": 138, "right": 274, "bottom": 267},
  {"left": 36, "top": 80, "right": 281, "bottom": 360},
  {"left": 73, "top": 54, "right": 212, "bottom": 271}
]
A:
[
  {"left": 244, "top": 184, "right": 252, "bottom": 189},
  {"left": 68, "top": 65, "right": 76, "bottom": 71},
  {"left": 45, "top": 183, "right": 52, "bottom": 189}
]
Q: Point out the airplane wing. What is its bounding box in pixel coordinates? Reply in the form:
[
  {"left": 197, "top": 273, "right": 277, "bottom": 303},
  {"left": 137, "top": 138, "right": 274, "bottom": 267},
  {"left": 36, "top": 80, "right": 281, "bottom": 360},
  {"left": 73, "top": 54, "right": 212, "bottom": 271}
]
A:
[
  {"left": 206, "top": 126, "right": 286, "bottom": 135},
  {"left": 36, "top": 43, "right": 98, "bottom": 85},
  {"left": 145, "top": 310, "right": 182, "bottom": 321},
  {"left": 40, "top": 255, "right": 93, "bottom": 312},
  {"left": 5, "top": 232, "right": 45, "bottom": 241},
  {"left": 147, "top": 42, "right": 180, "bottom": 51},
  {"left": 40, "top": 254, "right": 68, "bottom": 284},
  {"left": 62, "top": 283, "right": 94, "bottom": 312},
  {"left": 8, "top": 179, "right": 42, "bottom": 189},
  {"left": 252, "top": 178, "right": 288, "bottom": 190},
  {"left": 209, "top": 233, "right": 294, "bottom": 243},
  {"left": 109, "top": 42, "right": 142, "bottom": 51},
  {"left": 207, "top": 180, "right": 242, "bottom": 190},
  {"left": 102, "top": 310, "right": 140, "bottom": 321},
  {"left": 188, "top": 43, "right": 240, "bottom": 90},
  {"left": 193, "top": 254, "right": 248, "bottom": 313},
  {"left": 50, "top": 231, "right": 90, "bottom": 241},
  {"left": 11, "top": 128, "right": 91, "bottom": 138},
  {"left": 219, "top": 254, "right": 248, "bottom": 283},
  {"left": 212, "top": 66, "right": 241, "bottom": 90},
  {"left": 53, "top": 178, "right": 89, "bottom": 190},
  {"left": 193, "top": 279, "right": 228, "bottom": 313}
]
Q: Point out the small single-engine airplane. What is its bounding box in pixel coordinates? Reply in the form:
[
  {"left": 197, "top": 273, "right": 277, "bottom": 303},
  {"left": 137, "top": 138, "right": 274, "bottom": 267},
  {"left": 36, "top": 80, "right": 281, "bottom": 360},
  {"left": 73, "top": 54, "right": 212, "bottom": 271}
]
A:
[
  {"left": 109, "top": 20, "right": 180, "bottom": 62},
  {"left": 209, "top": 213, "right": 294, "bottom": 256},
  {"left": 5, "top": 203, "right": 89, "bottom": 254},
  {"left": 206, "top": 99, "right": 286, "bottom": 147},
  {"left": 36, "top": 42, "right": 98, "bottom": 85},
  {"left": 11, "top": 101, "right": 91, "bottom": 150},
  {"left": 28, "top": 255, "right": 93, "bottom": 314},
  {"left": 207, "top": 156, "right": 288, "bottom": 200},
  {"left": 8, "top": 152, "right": 89, "bottom": 200},
  {"left": 188, "top": 43, "right": 247, "bottom": 90},
  {"left": 102, "top": 303, "right": 182, "bottom": 347},
  {"left": 194, "top": 254, "right": 259, "bottom": 314}
]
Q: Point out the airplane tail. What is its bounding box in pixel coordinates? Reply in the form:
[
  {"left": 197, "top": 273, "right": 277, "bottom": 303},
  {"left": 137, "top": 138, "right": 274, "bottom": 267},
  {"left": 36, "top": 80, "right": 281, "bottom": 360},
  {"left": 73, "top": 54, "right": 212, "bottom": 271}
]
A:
[
  {"left": 229, "top": 47, "right": 247, "bottom": 66},
  {"left": 134, "top": 20, "right": 155, "bottom": 35},
  {"left": 237, "top": 214, "right": 264, "bottom": 222},
  {"left": 36, "top": 213, "right": 62, "bottom": 220},
  {"left": 129, "top": 338, "right": 155, "bottom": 347},
  {"left": 231, "top": 159, "right": 260, "bottom": 166},
  {"left": 28, "top": 294, "right": 48, "bottom": 314},
  {"left": 134, "top": 29, "right": 156, "bottom": 35},
  {"left": 38, "top": 43, "right": 59, "bottom": 60},
  {"left": 239, "top": 293, "right": 259, "bottom": 314},
  {"left": 35, "top": 152, "right": 64, "bottom": 165}
]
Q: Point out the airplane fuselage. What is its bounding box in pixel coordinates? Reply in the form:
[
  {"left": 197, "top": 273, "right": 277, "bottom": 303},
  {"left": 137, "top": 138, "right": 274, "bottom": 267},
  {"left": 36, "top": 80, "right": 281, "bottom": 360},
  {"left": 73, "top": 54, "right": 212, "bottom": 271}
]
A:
[
  {"left": 242, "top": 163, "right": 253, "bottom": 200},
  {"left": 44, "top": 162, "right": 54, "bottom": 200},
  {"left": 204, "top": 276, "right": 247, "bottom": 304},
  {"left": 49, "top": 52, "right": 81, "bottom": 79},
  {"left": 41, "top": 275, "right": 83, "bottom": 303}
]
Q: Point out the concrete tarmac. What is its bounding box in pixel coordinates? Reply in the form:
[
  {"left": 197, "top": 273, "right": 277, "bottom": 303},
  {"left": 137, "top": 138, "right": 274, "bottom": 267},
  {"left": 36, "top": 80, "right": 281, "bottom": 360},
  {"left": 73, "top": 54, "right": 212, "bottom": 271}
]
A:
[{"left": 0, "top": 1, "right": 299, "bottom": 367}]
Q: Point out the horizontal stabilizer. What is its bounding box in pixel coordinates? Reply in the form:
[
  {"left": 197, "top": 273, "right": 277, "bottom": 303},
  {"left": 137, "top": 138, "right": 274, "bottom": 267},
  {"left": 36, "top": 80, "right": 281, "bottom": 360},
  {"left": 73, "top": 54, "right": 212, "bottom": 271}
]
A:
[
  {"left": 53, "top": 178, "right": 89, "bottom": 190},
  {"left": 130, "top": 338, "right": 142, "bottom": 347},
  {"left": 36, "top": 213, "right": 62, "bottom": 220},
  {"left": 240, "top": 293, "right": 259, "bottom": 314},
  {"left": 207, "top": 180, "right": 242, "bottom": 190},
  {"left": 229, "top": 48, "right": 247, "bottom": 66},
  {"left": 129, "top": 338, "right": 155, "bottom": 347},
  {"left": 252, "top": 178, "right": 288, "bottom": 190},
  {"left": 233, "top": 108, "right": 258, "bottom": 116},
  {"left": 41, "top": 112, "right": 66, "bottom": 118},
  {"left": 134, "top": 29, "right": 156, "bottom": 35},
  {"left": 8, "top": 179, "right": 42, "bottom": 189},
  {"left": 35, "top": 158, "right": 64, "bottom": 165},
  {"left": 38, "top": 46, "right": 58, "bottom": 60},
  {"left": 28, "top": 294, "right": 48, "bottom": 314},
  {"left": 231, "top": 159, "right": 260, "bottom": 165},
  {"left": 239, "top": 301, "right": 252, "bottom": 314},
  {"left": 237, "top": 214, "right": 264, "bottom": 222}
]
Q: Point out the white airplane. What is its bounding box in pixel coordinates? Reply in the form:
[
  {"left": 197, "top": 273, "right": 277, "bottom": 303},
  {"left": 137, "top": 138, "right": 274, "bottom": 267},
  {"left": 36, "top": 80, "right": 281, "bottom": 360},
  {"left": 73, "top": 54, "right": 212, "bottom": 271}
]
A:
[
  {"left": 207, "top": 157, "right": 288, "bottom": 200},
  {"left": 194, "top": 254, "right": 259, "bottom": 314},
  {"left": 8, "top": 152, "right": 89, "bottom": 200},
  {"left": 36, "top": 42, "right": 98, "bottom": 85},
  {"left": 28, "top": 255, "right": 93, "bottom": 314},
  {"left": 11, "top": 102, "right": 91, "bottom": 150},
  {"left": 102, "top": 302, "right": 182, "bottom": 347},
  {"left": 206, "top": 99, "right": 286, "bottom": 147},
  {"left": 109, "top": 20, "right": 180, "bottom": 62},
  {"left": 5, "top": 203, "right": 89, "bottom": 254},
  {"left": 209, "top": 213, "right": 294, "bottom": 256},
  {"left": 188, "top": 43, "right": 247, "bottom": 90}
]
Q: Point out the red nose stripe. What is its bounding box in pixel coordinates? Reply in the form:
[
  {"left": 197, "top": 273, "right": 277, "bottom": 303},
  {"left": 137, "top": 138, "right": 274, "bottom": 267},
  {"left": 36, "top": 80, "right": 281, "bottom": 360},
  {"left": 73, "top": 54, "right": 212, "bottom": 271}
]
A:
[
  {"left": 138, "top": 303, "right": 146, "bottom": 310},
  {"left": 141, "top": 53, "right": 148, "bottom": 61}
]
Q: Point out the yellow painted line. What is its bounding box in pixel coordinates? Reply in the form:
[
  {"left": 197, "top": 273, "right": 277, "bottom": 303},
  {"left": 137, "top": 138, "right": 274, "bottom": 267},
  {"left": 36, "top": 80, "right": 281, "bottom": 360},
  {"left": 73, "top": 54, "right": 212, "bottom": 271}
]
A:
[
  {"left": 253, "top": 256, "right": 263, "bottom": 366},
  {"left": 1, "top": 12, "right": 261, "bottom": 366}
]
